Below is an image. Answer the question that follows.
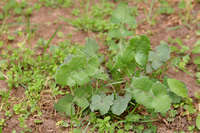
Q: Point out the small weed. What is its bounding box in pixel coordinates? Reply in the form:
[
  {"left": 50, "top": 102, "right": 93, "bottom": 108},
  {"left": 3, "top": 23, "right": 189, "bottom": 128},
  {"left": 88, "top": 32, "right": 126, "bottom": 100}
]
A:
[
  {"left": 72, "top": 9, "right": 80, "bottom": 16},
  {"left": 39, "top": 0, "right": 73, "bottom": 8},
  {"left": 178, "top": 0, "right": 193, "bottom": 24},
  {"left": 159, "top": 0, "right": 174, "bottom": 15}
]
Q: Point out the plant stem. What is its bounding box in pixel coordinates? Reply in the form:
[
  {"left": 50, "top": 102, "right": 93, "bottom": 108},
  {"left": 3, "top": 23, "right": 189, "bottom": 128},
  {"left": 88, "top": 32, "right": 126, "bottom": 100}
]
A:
[
  {"left": 104, "top": 80, "right": 126, "bottom": 87},
  {"left": 44, "top": 26, "right": 61, "bottom": 52},
  {"left": 0, "top": 17, "right": 7, "bottom": 35},
  {"left": 147, "top": 0, "right": 156, "bottom": 24}
]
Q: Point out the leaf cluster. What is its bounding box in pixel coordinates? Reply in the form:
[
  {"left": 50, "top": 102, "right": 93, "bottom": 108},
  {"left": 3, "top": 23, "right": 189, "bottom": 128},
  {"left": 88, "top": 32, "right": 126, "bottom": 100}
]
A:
[
  {"left": 55, "top": 38, "right": 107, "bottom": 87},
  {"left": 54, "top": 35, "right": 189, "bottom": 116}
]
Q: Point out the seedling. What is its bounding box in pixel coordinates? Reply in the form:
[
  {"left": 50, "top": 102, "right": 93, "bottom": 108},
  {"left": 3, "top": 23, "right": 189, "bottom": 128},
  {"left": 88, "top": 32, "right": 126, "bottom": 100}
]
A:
[
  {"left": 159, "top": 0, "right": 174, "bottom": 15},
  {"left": 178, "top": 0, "right": 193, "bottom": 24},
  {"left": 144, "top": 0, "right": 158, "bottom": 25}
]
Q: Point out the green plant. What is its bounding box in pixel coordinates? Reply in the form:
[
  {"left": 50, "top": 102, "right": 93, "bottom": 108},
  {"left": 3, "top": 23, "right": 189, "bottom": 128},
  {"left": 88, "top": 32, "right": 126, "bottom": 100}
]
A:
[
  {"left": 69, "top": 2, "right": 137, "bottom": 33},
  {"left": 196, "top": 114, "right": 200, "bottom": 130},
  {"left": 72, "top": 9, "right": 80, "bottom": 16},
  {"left": 39, "top": 0, "right": 73, "bottom": 8},
  {"left": 1, "top": 0, "right": 199, "bottom": 132},
  {"left": 54, "top": 35, "right": 188, "bottom": 119},
  {"left": 191, "top": 40, "right": 200, "bottom": 84},
  {"left": 2, "top": 0, "right": 33, "bottom": 17},
  {"left": 13, "top": 103, "right": 27, "bottom": 115},
  {"left": 0, "top": 119, "right": 5, "bottom": 127},
  {"left": 68, "top": 2, "right": 115, "bottom": 32},
  {"left": 70, "top": 16, "right": 116, "bottom": 32},
  {"left": 192, "top": 40, "right": 200, "bottom": 54},
  {"left": 93, "top": 116, "right": 115, "bottom": 133},
  {"left": 184, "top": 104, "right": 196, "bottom": 115},
  {"left": 159, "top": 0, "right": 174, "bottom": 15},
  {"left": 169, "top": 37, "right": 189, "bottom": 54},
  {"left": 128, "top": 76, "right": 171, "bottom": 113},
  {"left": 0, "top": 32, "right": 74, "bottom": 129},
  {"left": 110, "top": 3, "right": 136, "bottom": 28},
  {"left": 178, "top": 0, "right": 193, "bottom": 23},
  {"left": 196, "top": 72, "right": 200, "bottom": 84},
  {"left": 107, "top": 35, "right": 150, "bottom": 81},
  {"left": 143, "top": 0, "right": 158, "bottom": 25},
  {"left": 146, "top": 41, "right": 170, "bottom": 73},
  {"left": 169, "top": 37, "right": 192, "bottom": 74},
  {"left": 188, "top": 125, "right": 195, "bottom": 132},
  {"left": 55, "top": 38, "right": 107, "bottom": 87},
  {"left": 167, "top": 109, "right": 178, "bottom": 122}
]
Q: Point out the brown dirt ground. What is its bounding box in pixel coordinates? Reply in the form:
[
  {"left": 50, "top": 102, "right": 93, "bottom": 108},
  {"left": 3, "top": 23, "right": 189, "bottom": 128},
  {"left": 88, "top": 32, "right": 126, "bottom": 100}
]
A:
[{"left": 0, "top": 0, "right": 200, "bottom": 132}]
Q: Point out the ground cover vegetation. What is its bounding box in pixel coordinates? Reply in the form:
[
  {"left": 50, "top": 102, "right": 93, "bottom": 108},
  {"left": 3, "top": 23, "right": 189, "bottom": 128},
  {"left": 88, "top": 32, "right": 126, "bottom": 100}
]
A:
[{"left": 0, "top": 0, "right": 200, "bottom": 132}]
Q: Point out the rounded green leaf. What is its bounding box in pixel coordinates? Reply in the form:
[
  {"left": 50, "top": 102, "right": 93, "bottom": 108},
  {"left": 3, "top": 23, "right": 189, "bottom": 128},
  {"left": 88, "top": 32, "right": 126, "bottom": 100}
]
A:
[
  {"left": 55, "top": 54, "right": 105, "bottom": 87},
  {"left": 151, "top": 82, "right": 167, "bottom": 96},
  {"left": 148, "top": 42, "right": 170, "bottom": 70},
  {"left": 110, "top": 3, "right": 136, "bottom": 26},
  {"left": 167, "top": 78, "right": 188, "bottom": 98},
  {"left": 111, "top": 94, "right": 131, "bottom": 115},
  {"left": 129, "top": 77, "right": 171, "bottom": 113},
  {"left": 55, "top": 55, "right": 87, "bottom": 86},
  {"left": 151, "top": 94, "right": 171, "bottom": 113},
  {"left": 85, "top": 38, "right": 99, "bottom": 56},
  {"left": 129, "top": 35, "right": 151, "bottom": 66},
  {"left": 131, "top": 88, "right": 153, "bottom": 109},
  {"left": 131, "top": 76, "right": 153, "bottom": 91},
  {"left": 135, "top": 51, "right": 147, "bottom": 67},
  {"left": 73, "top": 97, "right": 89, "bottom": 110},
  {"left": 54, "top": 94, "right": 75, "bottom": 116},
  {"left": 90, "top": 94, "right": 114, "bottom": 115}
]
